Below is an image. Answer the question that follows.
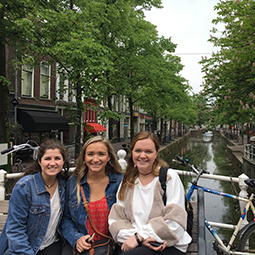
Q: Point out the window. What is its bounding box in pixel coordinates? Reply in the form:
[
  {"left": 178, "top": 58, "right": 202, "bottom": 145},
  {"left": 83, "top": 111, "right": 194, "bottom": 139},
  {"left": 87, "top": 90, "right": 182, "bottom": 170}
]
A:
[
  {"left": 59, "top": 74, "right": 65, "bottom": 100},
  {"left": 21, "top": 64, "right": 34, "bottom": 97},
  {"left": 40, "top": 61, "right": 50, "bottom": 99}
]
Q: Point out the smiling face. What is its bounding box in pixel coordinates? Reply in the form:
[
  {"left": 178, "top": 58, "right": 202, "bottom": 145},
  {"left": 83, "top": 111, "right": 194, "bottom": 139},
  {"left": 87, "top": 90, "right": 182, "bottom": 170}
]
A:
[
  {"left": 85, "top": 141, "right": 110, "bottom": 174},
  {"left": 39, "top": 149, "right": 64, "bottom": 180},
  {"left": 132, "top": 138, "right": 158, "bottom": 174}
]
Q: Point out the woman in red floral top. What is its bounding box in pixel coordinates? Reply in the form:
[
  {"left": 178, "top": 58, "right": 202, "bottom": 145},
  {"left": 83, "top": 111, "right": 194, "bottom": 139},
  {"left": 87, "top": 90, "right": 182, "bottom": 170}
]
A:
[{"left": 61, "top": 136, "right": 123, "bottom": 254}]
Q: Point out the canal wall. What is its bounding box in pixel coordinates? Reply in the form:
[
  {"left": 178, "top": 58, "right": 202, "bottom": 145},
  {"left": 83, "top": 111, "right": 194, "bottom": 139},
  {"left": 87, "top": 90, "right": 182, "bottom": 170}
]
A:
[
  {"left": 159, "top": 129, "right": 205, "bottom": 158},
  {"left": 220, "top": 131, "right": 255, "bottom": 177},
  {"left": 243, "top": 158, "right": 255, "bottom": 179},
  {"left": 219, "top": 131, "right": 243, "bottom": 172},
  {"left": 159, "top": 131, "right": 191, "bottom": 158}
]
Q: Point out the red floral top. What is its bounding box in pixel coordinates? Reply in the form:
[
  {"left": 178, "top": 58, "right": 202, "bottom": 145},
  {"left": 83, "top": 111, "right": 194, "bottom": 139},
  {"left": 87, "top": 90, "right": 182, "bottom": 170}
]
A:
[{"left": 86, "top": 196, "right": 110, "bottom": 240}]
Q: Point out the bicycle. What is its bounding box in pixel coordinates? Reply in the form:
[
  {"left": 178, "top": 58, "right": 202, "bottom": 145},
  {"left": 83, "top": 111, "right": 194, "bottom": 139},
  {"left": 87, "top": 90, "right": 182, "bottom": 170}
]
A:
[
  {"left": 1, "top": 140, "right": 39, "bottom": 172},
  {"left": 173, "top": 155, "right": 255, "bottom": 255}
]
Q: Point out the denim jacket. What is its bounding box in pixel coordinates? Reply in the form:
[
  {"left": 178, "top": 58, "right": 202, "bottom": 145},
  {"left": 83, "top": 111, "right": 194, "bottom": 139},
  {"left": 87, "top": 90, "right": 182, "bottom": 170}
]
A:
[
  {"left": 0, "top": 171, "right": 66, "bottom": 255},
  {"left": 60, "top": 172, "right": 123, "bottom": 248}
]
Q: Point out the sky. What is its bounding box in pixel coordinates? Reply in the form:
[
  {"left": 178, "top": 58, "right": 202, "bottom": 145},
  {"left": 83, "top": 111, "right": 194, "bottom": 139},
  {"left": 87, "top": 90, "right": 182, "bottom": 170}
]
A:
[{"left": 144, "top": 0, "right": 220, "bottom": 94}]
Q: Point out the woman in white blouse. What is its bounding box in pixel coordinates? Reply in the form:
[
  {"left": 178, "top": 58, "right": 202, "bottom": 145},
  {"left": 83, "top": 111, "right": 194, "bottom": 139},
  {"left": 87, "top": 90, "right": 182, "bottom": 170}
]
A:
[{"left": 109, "top": 131, "right": 191, "bottom": 255}]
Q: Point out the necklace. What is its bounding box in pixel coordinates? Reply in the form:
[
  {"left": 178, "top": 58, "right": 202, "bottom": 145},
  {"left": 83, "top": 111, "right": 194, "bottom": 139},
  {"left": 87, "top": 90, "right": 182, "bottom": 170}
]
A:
[
  {"left": 44, "top": 178, "right": 57, "bottom": 188},
  {"left": 138, "top": 170, "right": 153, "bottom": 176}
]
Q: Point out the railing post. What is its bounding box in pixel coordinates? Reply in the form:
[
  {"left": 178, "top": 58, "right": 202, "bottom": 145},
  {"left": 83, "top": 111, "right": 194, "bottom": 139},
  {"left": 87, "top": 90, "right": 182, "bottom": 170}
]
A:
[
  {"left": 117, "top": 149, "right": 127, "bottom": 171},
  {"left": 238, "top": 173, "right": 249, "bottom": 210},
  {"left": 238, "top": 173, "right": 249, "bottom": 228},
  {"left": 197, "top": 188, "right": 206, "bottom": 255},
  {"left": 0, "top": 169, "right": 7, "bottom": 200}
]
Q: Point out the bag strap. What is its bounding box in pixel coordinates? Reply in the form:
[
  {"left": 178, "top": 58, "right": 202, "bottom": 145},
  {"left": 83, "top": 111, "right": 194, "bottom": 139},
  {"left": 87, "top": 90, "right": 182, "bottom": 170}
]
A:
[
  {"left": 159, "top": 167, "right": 168, "bottom": 206},
  {"left": 80, "top": 185, "right": 111, "bottom": 240}
]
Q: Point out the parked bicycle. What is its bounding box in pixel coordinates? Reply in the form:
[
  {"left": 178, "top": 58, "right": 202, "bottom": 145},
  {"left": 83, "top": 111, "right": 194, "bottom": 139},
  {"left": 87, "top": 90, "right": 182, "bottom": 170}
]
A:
[
  {"left": 1, "top": 140, "right": 39, "bottom": 172},
  {"left": 174, "top": 155, "right": 255, "bottom": 254}
]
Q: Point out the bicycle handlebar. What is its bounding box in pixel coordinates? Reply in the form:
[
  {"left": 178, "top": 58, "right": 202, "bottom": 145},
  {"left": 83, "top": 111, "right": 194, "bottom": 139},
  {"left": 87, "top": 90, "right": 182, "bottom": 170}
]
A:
[
  {"left": 1, "top": 141, "right": 39, "bottom": 160},
  {"left": 1, "top": 147, "right": 15, "bottom": 155},
  {"left": 173, "top": 155, "right": 210, "bottom": 176}
]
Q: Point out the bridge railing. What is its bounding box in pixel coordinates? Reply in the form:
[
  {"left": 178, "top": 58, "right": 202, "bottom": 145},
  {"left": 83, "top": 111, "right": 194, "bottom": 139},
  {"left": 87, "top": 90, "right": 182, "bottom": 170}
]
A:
[
  {"left": 173, "top": 169, "right": 249, "bottom": 230},
  {"left": 0, "top": 166, "right": 249, "bottom": 231},
  {"left": 244, "top": 144, "right": 255, "bottom": 161}
]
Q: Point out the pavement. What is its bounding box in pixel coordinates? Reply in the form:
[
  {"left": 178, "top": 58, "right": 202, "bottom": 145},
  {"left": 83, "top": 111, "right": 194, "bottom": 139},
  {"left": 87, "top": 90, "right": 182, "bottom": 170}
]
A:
[
  {"left": 225, "top": 134, "right": 249, "bottom": 164},
  {"left": 111, "top": 139, "right": 131, "bottom": 155}
]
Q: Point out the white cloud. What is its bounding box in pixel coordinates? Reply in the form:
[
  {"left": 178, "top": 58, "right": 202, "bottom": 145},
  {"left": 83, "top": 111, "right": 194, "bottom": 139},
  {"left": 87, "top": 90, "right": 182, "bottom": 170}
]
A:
[{"left": 144, "top": 0, "right": 220, "bottom": 93}]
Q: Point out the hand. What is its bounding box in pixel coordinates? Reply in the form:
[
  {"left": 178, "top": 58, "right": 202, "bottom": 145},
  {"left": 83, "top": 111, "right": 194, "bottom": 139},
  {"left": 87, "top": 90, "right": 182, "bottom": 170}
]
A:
[
  {"left": 76, "top": 235, "right": 92, "bottom": 253},
  {"left": 121, "top": 234, "right": 140, "bottom": 252},
  {"left": 143, "top": 237, "right": 166, "bottom": 251}
]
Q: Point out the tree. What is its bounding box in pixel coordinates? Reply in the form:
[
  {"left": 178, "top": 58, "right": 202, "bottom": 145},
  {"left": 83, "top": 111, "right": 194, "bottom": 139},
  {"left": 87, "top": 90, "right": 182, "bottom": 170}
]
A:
[
  {"left": 0, "top": 0, "right": 164, "bottom": 151},
  {"left": 200, "top": 0, "right": 255, "bottom": 129},
  {"left": 88, "top": 0, "right": 164, "bottom": 140}
]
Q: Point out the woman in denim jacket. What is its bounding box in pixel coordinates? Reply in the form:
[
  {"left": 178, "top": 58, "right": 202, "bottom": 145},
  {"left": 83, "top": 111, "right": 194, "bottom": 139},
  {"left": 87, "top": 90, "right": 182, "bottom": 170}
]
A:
[
  {"left": 61, "top": 136, "right": 123, "bottom": 254},
  {"left": 0, "top": 139, "right": 70, "bottom": 255}
]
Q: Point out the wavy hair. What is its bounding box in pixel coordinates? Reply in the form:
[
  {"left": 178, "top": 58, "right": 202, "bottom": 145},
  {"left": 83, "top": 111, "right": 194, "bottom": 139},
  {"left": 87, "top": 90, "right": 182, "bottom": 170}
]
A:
[
  {"left": 73, "top": 136, "right": 123, "bottom": 203},
  {"left": 118, "top": 131, "right": 168, "bottom": 200}
]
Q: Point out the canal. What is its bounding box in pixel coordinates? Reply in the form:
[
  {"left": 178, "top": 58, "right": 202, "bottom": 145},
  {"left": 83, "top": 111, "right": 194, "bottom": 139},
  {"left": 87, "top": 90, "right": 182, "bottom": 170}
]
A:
[{"left": 160, "top": 134, "right": 243, "bottom": 255}]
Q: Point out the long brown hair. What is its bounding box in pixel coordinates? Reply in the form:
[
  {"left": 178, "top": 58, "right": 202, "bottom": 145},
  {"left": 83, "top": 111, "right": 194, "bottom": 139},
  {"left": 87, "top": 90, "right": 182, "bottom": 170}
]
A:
[
  {"left": 118, "top": 131, "right": 168, "bottom": 200},
  {"left": 73, "top": 136, "right": 123, "bottom": 203}
]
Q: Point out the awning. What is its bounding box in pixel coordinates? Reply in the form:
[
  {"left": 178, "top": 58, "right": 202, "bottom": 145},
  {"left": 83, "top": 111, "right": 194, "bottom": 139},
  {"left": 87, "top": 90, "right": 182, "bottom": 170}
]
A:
[
  {"left": 85, "top": 123, "right": 106, "bottom": 133},
  {"left": 18, "top": 110, "right": 69, "bottom": 132}
]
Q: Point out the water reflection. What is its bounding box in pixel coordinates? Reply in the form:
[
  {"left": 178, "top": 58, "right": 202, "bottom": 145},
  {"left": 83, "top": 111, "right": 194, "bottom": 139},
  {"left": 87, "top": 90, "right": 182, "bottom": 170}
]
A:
[{"left": 160, "top": 135, "right": 243, "bottom": 255}]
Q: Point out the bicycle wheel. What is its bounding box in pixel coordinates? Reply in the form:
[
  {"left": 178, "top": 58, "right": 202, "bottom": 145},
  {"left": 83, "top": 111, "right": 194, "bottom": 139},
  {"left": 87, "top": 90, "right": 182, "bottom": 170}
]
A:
[{"left": 237, "top": 224, "right": 255, "bottom": 252}]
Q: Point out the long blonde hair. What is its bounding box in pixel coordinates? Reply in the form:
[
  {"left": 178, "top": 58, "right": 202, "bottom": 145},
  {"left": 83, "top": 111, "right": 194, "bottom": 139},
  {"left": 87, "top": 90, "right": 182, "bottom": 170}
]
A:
[
  {"left": 118, "top": 131, "right": 168, "bottom": 201},
  {"left": 74, "top": 136, "right": 123, "bottom": 203}
]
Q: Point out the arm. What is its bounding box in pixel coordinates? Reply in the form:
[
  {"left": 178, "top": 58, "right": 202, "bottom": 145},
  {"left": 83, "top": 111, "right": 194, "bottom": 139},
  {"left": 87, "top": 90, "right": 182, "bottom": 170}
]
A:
[
  {"left": 5, "top": 184, "right": 34, "bottom": 255},
  {"left": 108, "top": 202, "right": 135, "bottom": 243},
  {"left": 60, "top": 178, "right": 85, "bottom": 249}
]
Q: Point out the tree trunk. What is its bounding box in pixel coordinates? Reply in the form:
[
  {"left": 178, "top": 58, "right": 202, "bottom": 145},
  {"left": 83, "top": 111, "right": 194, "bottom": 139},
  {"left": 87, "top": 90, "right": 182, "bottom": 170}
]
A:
[
  {"left": 0, "top": 42, "right": 9, "bottom": 142},
  {"left": 108, "top": 96, "right": 113, "bottom": 141},
  {"left": 169, "top": 119, "right": 172, "bottom": 138},
  {"left": 152, "top": 117, "right": 157, "bottom": 132},
  {"left": 164, "top": 120, "right": 167, "bottom": 139},
  {"left": 75, "top": 82, "right": 83, "bottom": 159},
  {"left": 128, "top": 97, "right": 134, "bottom": 140},
  {"left": 159, "top": 118, "right": 163, "bottom": 144}
]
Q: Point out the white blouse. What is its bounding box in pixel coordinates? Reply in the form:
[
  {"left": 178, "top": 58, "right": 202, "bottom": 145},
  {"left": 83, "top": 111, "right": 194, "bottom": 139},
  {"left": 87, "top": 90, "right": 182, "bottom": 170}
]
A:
[
  {"left": 39, "top": 185, "right": 61, "bottom": 250},
  {"left": 109, "top": 168, "right": 192, "bottom": 253}
]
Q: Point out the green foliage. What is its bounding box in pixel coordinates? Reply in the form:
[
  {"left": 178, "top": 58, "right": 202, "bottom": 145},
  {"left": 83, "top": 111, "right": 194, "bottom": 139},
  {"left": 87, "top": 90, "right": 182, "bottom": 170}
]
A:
[
  {"left": 0, "top": 76, "right": 11, "bottom": 87},
  {"left": 200, "top": 0, "right": 255, "bottom": 126},
  {"left": 8, "top": 121, "right": 24, "bottom": 142}
]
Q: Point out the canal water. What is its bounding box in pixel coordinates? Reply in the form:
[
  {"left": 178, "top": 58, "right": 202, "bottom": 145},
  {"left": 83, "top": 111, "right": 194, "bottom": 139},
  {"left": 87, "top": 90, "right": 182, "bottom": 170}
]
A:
[{"left": 160, "top": 135, "right": 243, "bottom": 255}]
